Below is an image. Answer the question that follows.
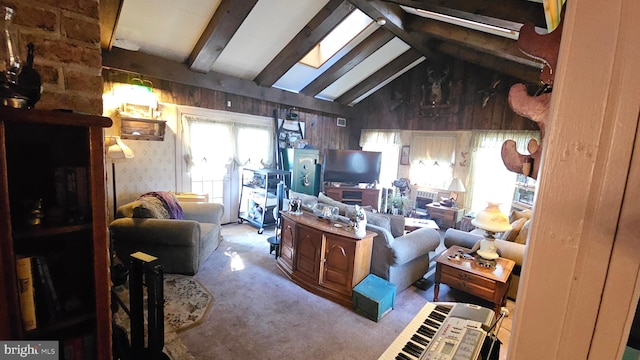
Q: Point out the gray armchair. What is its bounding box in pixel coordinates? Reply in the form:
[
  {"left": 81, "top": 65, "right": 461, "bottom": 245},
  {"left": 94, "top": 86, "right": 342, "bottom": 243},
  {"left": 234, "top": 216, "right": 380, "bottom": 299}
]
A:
[
  {"left": 110, "top": 201, "right": 224, "bottom": 275},
  {"left": 367, "top": 223, "right": 441, "bottom": 293}
]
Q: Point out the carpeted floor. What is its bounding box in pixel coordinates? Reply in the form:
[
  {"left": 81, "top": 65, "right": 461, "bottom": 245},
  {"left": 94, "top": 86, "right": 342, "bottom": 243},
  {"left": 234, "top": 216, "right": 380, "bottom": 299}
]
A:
[{"left": 175, "top": 223, "right": 514, "bottom": 359}]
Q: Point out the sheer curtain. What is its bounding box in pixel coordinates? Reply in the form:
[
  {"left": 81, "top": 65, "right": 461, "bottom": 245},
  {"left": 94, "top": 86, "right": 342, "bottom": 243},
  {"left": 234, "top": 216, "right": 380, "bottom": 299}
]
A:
[
  {"left": 409, "top": 135, "right": 457, "bottom": 189},
  {"left": 465, "top": 130, "right": 540, "bottom": 214},
  {"left": 360, "top": 129, "right": 400, "bottom": 188}
]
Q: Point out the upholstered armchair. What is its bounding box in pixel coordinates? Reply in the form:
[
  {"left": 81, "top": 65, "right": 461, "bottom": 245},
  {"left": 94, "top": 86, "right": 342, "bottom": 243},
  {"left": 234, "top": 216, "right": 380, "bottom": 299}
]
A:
[
  {"left": 109, "top": 192, "right": 224, "bottom": 275},
  {"left": 336, "top": 211, "right": 441, "bottom": 293}
]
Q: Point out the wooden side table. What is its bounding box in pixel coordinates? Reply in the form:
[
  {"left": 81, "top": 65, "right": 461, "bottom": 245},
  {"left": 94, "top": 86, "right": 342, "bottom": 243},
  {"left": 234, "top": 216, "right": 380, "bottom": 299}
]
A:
[
  {"left": 427, "top": 203, "right": 464, "bottom": 229},
  {"left": 434, "top": 246, "right": 515, "bottom": 317}
]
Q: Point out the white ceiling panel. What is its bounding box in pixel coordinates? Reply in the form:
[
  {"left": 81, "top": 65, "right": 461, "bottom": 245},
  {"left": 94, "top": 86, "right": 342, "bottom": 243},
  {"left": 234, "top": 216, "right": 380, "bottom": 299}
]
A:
[
  {"left": 210, "top": 0, "right": 331, "bottom": 80},
  {"left": 114, "top": 0, "right": 221, "bottom": 62},
  {"left": 273, "top": 20, "right": 380, "bottom": 93},
  {"left": 317, "top": 37, "right": 411, "bottom": 101}
]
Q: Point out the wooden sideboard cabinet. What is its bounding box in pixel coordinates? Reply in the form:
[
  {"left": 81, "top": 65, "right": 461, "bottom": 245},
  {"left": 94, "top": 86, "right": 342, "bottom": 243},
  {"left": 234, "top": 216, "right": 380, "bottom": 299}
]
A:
[
  {"left": 427, "top": 203, "right": 465, "bottom": 229},
  {"left": 0, "top": 107, "right": 112, "bottom": 359},
  {"left": 323, "top": 186, "right": 380, "bottom": 211},
  {"left": 277, "top": 211, "right": 375, "bottom": 306}
]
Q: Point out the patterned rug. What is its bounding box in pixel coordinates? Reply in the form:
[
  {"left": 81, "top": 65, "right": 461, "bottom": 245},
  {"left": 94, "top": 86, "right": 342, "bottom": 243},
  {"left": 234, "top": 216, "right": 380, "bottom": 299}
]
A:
[{"left": 113, "top": 274, "right": 213, "bottom": 359}]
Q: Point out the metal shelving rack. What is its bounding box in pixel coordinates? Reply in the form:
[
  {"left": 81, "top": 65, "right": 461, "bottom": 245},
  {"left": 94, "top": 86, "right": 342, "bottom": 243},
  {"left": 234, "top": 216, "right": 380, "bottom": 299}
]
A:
[{"left": 238, "top": 168, "right": 290, "bottom": 234}]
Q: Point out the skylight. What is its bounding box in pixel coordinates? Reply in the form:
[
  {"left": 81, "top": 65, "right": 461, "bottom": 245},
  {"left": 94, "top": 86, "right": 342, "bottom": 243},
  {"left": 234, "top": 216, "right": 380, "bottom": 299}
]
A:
[{"left": 299, "top": 10, "right": 372, "bottom": 69}]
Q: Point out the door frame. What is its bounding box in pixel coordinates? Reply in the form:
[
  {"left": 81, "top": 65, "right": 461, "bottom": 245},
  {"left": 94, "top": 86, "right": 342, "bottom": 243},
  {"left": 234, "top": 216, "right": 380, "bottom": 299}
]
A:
[{"left": 174, "top": 105, "right": 273, "bottom": 224}]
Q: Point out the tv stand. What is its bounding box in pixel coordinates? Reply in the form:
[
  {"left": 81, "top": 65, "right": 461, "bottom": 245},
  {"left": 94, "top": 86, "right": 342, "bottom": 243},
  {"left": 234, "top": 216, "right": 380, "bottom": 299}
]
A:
[{"left": 324, "top": 186, "right": 380, "bottom": 211}]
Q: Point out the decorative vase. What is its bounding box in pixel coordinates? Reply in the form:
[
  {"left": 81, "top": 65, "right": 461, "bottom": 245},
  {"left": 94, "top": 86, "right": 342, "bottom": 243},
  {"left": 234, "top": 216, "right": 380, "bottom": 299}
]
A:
[{"left": 353, "top": 205, "right": 367, "bottom": 238}]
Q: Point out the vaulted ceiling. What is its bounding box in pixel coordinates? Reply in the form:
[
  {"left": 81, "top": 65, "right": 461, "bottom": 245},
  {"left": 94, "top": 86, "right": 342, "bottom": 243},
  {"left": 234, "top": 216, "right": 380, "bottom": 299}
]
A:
[{"left": 100, "top": 0, "right": 559, "bottom": 117}]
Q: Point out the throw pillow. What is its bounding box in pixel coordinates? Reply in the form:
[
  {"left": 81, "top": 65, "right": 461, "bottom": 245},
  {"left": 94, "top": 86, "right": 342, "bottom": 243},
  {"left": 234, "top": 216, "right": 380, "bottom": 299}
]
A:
[
  {"left": 515, "top": 219, "right": 531, "bottom": 244},
  {"left": 500, "top": 217, "right": 527, "bottom": 242},
  {"left": 510, "top": 209, "right": 532, "bottom": 223},
  {"left": 387, "top": 214, "right": 406, "bottom": 238},
  {"left": 363, "top": 211, "right": 391, "bottom": 233},
  {"left": 131, "top": 197, "right": 170, "bottom": 219}
]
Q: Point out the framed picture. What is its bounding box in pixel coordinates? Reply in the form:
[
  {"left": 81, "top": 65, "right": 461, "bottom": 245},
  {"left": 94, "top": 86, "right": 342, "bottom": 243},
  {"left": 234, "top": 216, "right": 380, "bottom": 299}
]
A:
[{"left": 400, "top": 145, "right": 410, "bottom": 165}]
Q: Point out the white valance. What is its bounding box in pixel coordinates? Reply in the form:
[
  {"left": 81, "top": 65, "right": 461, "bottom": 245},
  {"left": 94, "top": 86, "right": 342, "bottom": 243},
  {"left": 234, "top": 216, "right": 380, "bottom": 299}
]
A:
[
  {"left": 359, "top": 129, "right": 401, "bottom": 146},
  {"left": 410, "top": 135, "right": 457, "bottom": 164}
]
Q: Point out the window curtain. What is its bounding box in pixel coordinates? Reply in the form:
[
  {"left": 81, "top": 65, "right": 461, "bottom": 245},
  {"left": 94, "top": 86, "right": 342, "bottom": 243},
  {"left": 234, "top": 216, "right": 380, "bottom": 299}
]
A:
[
  {"left": 359, "top": 129, "right": 401, "bottom": 146},
  {"left": 465, "top": 130, "right": 541, "bottom": 212},
  {"left": 183, "top": 115, "right": 273, "bottom": 169},
  {"left": 409, "top": 135, "right": 457, "bottom": 164},
  {"left": 359, "top": 130, "right": 401, "bottom": 188}
]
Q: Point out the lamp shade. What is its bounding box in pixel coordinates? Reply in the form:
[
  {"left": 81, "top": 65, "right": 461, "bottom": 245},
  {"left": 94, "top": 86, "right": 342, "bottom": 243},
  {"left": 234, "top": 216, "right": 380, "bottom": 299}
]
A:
[
  {"left": 106, "top": 136, "right": 134, "bottom": 160},
  {"left": 447, "top": 178, "right": 466, "bottom": 193},
  {"left": 472, "top": 203, "right": 512, "bottom": 233}
]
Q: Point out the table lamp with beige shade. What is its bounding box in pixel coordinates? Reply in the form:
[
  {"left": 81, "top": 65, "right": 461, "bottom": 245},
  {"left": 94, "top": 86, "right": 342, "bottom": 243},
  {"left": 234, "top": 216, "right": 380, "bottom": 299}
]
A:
[
  {"left": 447, "top": 178, "right": 466, "bottom": 208},
  {"left": 470, "top": 202, "right": 512, "bottom": 265}
]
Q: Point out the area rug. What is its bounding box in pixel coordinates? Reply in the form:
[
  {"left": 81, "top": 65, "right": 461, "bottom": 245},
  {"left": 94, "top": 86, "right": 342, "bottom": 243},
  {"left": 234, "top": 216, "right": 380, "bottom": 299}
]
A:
[{"left": 112, "top": 274, "right": 213, "bottom": 359}]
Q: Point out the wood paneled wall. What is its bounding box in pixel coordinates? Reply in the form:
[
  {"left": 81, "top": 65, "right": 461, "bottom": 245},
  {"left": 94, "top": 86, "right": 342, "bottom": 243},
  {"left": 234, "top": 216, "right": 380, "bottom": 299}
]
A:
[
  {"left": 103, "top": 69, "right": 350, "bottom": 157},
  {"left": 350, "top": 57, "right": 540, "bottom": 148}
]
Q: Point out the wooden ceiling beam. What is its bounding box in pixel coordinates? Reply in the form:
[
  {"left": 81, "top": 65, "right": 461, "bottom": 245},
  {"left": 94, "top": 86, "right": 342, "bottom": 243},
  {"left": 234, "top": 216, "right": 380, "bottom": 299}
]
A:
[
  {"left": 102, "top": 48, "right": 353, "bottom": 117},
  {"left": 99, "top": 0, "right": 124, "bottom": 50},
  {"left": 300, "top": 27, "right": 395, "bottom": 96},
  {"left": 188, "top": 0, "right": 258, "bottom": 73},
  {"left": 335, "top": 48, "right": 423, "bottom": 105},
  {"left": 407, "top": 14, "right": 543, "bottom": 69},
  {"left": 382, "top": 0, "right": 547, "bottom": 29},
  {"left": 349, "top": 0, "right": 440, "bottom": 60},
  {"left": 432, "top": 40, "right": 542, "bottom": 84},
  {"left": 253, "top": 0, "right": 355, "bottom": 87}
]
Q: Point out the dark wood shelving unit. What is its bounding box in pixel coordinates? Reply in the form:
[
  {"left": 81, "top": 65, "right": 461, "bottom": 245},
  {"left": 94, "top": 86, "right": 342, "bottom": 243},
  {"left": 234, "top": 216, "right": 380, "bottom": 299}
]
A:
[{"left": 0, "top": 107, "right": 112, "bottom": 359}]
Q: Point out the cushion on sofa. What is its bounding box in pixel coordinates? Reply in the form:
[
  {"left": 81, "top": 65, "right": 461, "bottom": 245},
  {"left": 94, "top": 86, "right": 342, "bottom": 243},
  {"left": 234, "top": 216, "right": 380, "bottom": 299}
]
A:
[
  {"left": 510, "top": 209, "right": 532, "bottom": 222},
  {"left": 132, "top": 197, "right": 170, "bottom": 219},
  {"left": 362, "top": 211, "right": 391, "bottom": 231},
  {"left": 289, "top": 190, "right": 319, "bottom": 210},
  {"left": 515, "top": 219, "right": 531, "bottom": 244},
  {"left": 500, "top": 217, "right": 527, "bottom": 242},
  {"left": 318, "top": 192, "right": 372, "bottom": 215}
]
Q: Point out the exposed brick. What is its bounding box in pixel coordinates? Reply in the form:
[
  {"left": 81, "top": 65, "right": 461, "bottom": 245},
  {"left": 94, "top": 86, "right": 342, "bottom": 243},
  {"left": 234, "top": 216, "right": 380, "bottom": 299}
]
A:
[
  {"left": 37, "top": 90, "right": 102, "bottom": 115},
  {"left": 34, "top": 64, "right": 59, "bottom": 85},
  {"left": 20, "top": 34, "right": 101, "bottom": 68},
  {"left": 37, "top": 0, "right": 99, "bottom": 19},
  {"left": 11, "top": 3, "right": 57, "bottom": 32},
  {"left": 65, "top": 70, "right": 102, "bottom": 94},
  {"left": 62, "top": 15, "right": 99, "bottom": 44}
]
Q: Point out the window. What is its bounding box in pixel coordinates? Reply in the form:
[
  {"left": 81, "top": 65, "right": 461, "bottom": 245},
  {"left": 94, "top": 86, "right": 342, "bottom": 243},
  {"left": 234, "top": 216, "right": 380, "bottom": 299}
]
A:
[
  {"left": 466, "top": 131, "right": 540, "bottom": 214},
  {"left": 409, "top": 135, "right": 456, "bottom": 189},
  {"left": 299, "top": 10, "right": 372, "bottom": 69},
  {"left": 360, "top": 130, "right": 400, "bottom": 188}
]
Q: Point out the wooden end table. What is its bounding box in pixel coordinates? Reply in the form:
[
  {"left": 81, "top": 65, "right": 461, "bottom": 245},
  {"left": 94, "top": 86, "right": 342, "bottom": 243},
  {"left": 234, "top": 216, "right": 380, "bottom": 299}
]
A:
[{"left": 434, "top": 245, "right": 515, "bottom": 317}]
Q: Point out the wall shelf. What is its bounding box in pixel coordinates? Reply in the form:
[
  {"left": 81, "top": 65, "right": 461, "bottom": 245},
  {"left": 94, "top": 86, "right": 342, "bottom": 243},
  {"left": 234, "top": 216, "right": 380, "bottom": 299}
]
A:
[{"left": 120, "top": 117, "right": 166, "bottom": 141}]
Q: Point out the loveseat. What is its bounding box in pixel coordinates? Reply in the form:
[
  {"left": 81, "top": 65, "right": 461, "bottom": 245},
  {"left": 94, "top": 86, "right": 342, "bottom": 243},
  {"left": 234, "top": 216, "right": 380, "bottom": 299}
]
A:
[
  {"left": 443, "top": 209, "right": 532, "bottom": 299},
  {"left": 109, "top": 191, "right": 224, "bottom": 275},
  {"left": 290, "top": 190, "right": 441, "bottom": 293}
]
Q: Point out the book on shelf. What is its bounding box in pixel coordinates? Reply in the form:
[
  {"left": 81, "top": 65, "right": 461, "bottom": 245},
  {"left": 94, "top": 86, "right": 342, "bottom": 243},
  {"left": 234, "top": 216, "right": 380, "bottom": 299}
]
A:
[
  {"left": 54, "top": 166, "right": 89, "bottom": 223},
  {"left": 15, "top": 256, "right": 37, "bottom": 331},
  {"left": 32, "top": 255, "right": 61, "bottom": 322}
]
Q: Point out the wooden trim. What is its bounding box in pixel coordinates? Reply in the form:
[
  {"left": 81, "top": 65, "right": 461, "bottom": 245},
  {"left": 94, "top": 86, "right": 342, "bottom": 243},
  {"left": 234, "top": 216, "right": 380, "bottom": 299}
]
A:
[
  {"left": 102, "top": 48, "right": 354, "bottom": 117},
  {"left": 335, "top": 48, "right": 423, "bottom": 105},
  {"left": 510, "top": 0, "right": 640, "bottom": 358},
  {"left": 253, "top": 0, "right": 355, "bottom": 87},
  {"left": 99, "top": 0, "right": 124, "bottom": 50},
  {"left": 300, "top": 27, "right": 394, "bottom": 96},
  {"left": 188, "top": 0, "right": 258, "bottom": 73}
]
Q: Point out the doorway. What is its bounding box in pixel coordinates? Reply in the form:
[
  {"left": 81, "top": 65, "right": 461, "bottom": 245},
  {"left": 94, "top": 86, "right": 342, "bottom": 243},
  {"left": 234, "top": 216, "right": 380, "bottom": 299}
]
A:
[{"left": 175, "top": 107, "right": 274, "bottom": 224}]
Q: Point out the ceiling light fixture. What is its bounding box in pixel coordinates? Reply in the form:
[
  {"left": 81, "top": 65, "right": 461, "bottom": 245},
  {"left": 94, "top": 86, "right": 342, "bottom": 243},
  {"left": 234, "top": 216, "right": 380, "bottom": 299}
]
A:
[
  {"left": 376, "top": 17, "right": 387, "bottom": 26},
  {"left": 410, "top": 7, "right": 519, "bottom": 40}
]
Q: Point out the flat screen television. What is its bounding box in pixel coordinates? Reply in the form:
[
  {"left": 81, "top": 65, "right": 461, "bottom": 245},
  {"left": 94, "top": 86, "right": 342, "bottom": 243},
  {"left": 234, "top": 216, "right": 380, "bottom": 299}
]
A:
[{"left": 322, "top": 149, "right": 382, "bottom": 185}]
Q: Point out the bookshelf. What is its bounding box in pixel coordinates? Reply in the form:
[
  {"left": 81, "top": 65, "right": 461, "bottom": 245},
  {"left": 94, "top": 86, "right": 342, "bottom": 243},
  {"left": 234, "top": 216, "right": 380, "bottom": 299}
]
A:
[{"left": 0, "top": 107, "right": 112, "bottom": 359}]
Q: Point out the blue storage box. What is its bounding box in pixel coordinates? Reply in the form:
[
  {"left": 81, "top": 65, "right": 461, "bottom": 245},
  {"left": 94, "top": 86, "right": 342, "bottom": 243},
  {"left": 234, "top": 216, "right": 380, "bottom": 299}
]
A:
[{"left": 352, "top": 274, "right": 396, "bottom": 322}]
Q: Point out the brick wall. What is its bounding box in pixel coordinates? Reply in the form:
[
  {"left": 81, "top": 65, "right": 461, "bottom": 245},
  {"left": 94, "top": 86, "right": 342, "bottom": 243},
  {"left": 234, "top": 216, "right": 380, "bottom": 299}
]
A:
[{"left": 6, "top": 0, "right": 102, "bottom": 114}]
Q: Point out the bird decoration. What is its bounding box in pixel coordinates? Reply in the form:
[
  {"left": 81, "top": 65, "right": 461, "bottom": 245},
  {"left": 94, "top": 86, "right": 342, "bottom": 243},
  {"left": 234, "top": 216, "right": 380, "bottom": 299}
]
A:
[{"left": 479, "top": 78, "right": 502, "bottom": 108}]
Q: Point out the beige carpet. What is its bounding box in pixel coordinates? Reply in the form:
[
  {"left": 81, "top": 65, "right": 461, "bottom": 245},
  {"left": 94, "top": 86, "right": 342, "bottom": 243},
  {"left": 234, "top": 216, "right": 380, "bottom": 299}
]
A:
[{"left": 113, "top": 274, "right": 213, "bottom": 359}]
